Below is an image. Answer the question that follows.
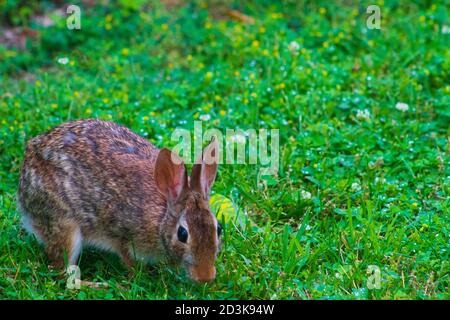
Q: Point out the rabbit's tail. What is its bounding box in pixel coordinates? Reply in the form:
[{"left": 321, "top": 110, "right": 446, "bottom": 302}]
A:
[{"left": 17, "top": 195, "right": 45, "bottom": 244}]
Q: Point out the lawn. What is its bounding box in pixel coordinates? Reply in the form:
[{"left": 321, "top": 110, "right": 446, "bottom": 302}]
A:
[{"left": 0, "top": 0, "right": 449, "bottom": 299}]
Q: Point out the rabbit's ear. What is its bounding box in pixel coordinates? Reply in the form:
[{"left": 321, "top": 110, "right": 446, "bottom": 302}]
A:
[
  {"left": 191, "top": 137, "right": 219, "bottom": 199},
  {"left": 155, "top": 148, "right": 188, "bottom": 201}
]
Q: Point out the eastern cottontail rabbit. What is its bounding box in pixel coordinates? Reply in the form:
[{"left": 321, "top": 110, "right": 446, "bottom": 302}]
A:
[{"left": 17, "top": 119, "right": 221, "bottom": 282}]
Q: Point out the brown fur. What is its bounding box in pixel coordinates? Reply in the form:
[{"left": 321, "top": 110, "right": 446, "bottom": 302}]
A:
[{"left": 18, "top": 119, "right": 221, "bottom": 282}]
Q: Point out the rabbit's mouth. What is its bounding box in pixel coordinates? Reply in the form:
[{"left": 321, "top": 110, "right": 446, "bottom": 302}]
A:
[{"left": 187, "top": 264, "right": 216, "bottom": 283}]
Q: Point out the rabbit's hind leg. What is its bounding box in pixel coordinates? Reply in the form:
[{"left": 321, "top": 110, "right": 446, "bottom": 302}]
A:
[{"left": 44, "top": 220, "right": 83, "bottom": 269}]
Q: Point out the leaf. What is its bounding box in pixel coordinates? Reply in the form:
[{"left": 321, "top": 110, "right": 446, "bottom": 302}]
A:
[{"left": 210, "top": 194, "right": 237, "bottom": 224}]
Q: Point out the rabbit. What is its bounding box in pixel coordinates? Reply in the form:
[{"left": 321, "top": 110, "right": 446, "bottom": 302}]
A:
[{"left": 17, "top": 119, "right": 221, "bottom": 282}]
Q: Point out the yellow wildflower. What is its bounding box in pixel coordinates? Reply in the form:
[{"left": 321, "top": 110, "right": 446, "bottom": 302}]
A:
[
  {"left": 270, "top": 13, "right": 283, "bottom": 19},
  {"left": 202, "top": 103, "right": 212, "bottom": 112},
  {"left": 205, "top": 71, "right": 213, "bottom": 80}
]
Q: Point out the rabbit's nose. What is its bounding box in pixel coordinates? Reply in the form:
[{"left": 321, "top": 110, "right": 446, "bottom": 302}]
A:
[{"left": 189, "top": 265, "right": 216, "bottom": 283}]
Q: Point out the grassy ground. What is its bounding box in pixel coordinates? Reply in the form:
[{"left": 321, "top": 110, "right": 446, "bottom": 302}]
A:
[{"left": 0, "top": 1, "right": 449, "bottom": 299}]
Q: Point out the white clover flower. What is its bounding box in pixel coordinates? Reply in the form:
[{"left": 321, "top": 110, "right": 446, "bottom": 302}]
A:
[
  {"left": 374, "top": 177, "right": 387, "bottom": 184},
  {"left": 356, "top": 109, "right": 371, "bottom": 120},
  {"left": 442, "top": 25, "right": 450, "bottom": 34},
  {"left": 301, "top": 190, "right": 312, "bottom": 200},
  {"left": 395, "top": 102, "right": 409, "bottom": 112},
  {"left": 199, "top": 114, "right": 211, "bottom": 121},
  {"left": 57, "top": 57, "right": 69, "bottom": 65},
  {"left": 288, "top": 41, "right": 300, "bottom": 52},
  {"left": 351, "top": 182, "right": 361, "bottom": 192}
]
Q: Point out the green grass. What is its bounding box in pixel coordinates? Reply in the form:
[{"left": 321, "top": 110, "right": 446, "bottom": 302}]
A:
[{"left": 0, "top": 0, "right": 449, "bottom": 299}]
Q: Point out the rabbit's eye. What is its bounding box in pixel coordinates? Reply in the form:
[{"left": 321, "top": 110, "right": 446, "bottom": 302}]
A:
[
  {"left": 217, "top": 223, "right": 222, "bottom": 237},
  {"left": 177, "top": 226, "right": 188, "bottom": 243}
]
